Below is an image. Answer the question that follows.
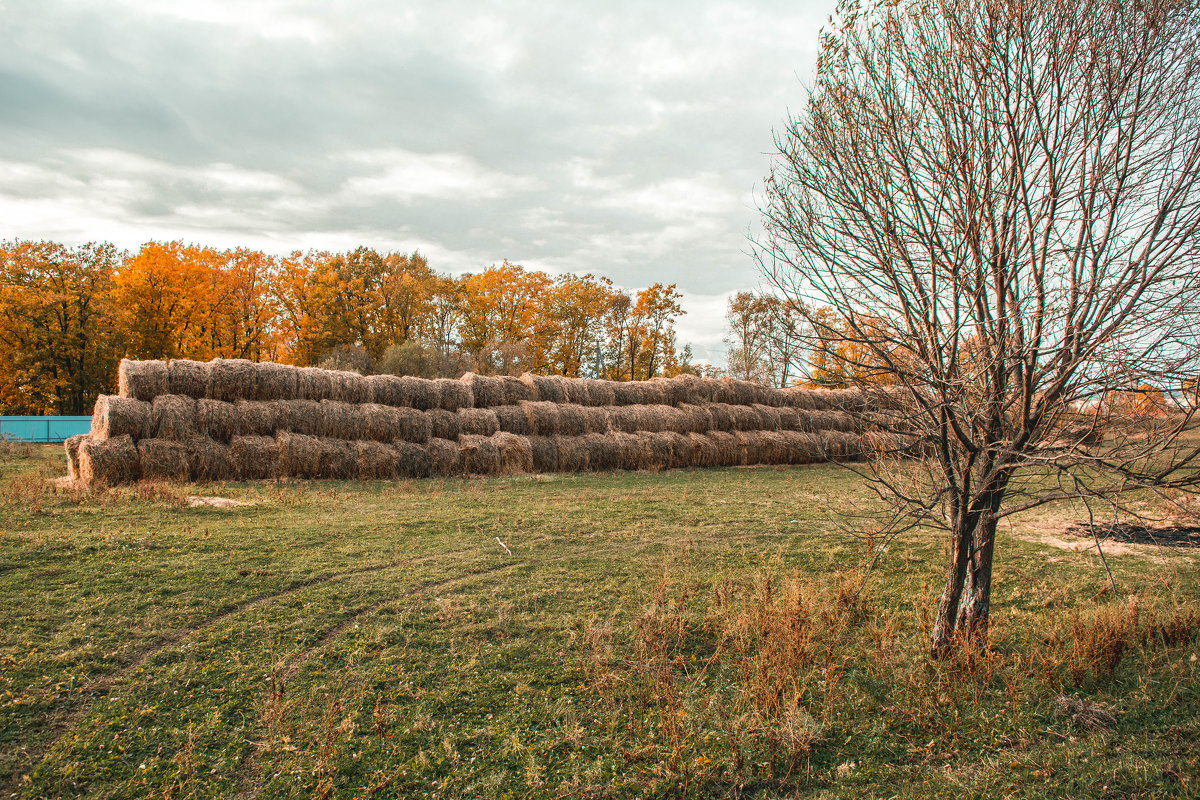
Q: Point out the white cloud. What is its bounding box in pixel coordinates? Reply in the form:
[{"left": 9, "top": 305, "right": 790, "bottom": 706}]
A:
[{"left": 339, "top": 149, "right": 543, "bottom": 203}]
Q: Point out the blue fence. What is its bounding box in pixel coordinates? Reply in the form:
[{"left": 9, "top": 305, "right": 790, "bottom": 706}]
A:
[{"left": 0, "top": 416, "right": 92, "bottom": 443}]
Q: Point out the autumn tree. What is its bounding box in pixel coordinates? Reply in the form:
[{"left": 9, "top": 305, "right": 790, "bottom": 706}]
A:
[
  {"left": 629, "top": 283, "right": 686, "bottom": 380},
  {"left": 758, "top": 0, "right": 1200, "bottom": 654},
  {"left": 114, "top": 241, "right": 223, "bottom": 360},
  {"left": 457, "top": 262, "right": 553, "bottom": 375},
  {"left": 542, "top": 274, "right": 624, "bottom": 377},
  {"left": 0, "top": 240, "right": 124, "bottom": 414},
  {"left": 725, "top": 292, "right": 773, "bottom": 383}
]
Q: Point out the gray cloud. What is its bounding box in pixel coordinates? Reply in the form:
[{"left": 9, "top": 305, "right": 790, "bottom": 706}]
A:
[{"left": 0, "top": 0, "right": 836, "bottom": 362}]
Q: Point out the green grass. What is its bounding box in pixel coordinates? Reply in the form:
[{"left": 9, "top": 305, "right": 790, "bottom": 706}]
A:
[{"left": 0, "top": 444, "right": 1197, "bottom": 798}]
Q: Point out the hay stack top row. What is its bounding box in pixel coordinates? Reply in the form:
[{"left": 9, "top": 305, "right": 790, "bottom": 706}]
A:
[{"left": 117, "top": 358, "right": 868, "bottom": 411}]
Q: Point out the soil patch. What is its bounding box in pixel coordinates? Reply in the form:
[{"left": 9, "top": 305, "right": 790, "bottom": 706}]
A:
[{"left": 1064, "top": 522, "right": 1200, "bottom": 548}]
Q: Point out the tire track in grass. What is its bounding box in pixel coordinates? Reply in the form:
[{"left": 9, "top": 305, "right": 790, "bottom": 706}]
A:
[
  {"left": 233, "top": 560, "right": 528, "bottom": 798},
  {"left": 4, "top": 549, "right": 481, "bottom": 795}
]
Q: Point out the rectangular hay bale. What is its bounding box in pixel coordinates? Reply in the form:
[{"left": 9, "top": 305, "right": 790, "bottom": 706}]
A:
[
  {"left": 137, "top": 438, "right": 189, "bottom": 481},
  {"left": 117, "top": 359, "right": 167, "bottom": 401}
]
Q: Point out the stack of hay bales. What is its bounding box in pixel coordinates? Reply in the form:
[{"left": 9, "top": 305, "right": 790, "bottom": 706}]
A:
[{"left": 67, "top": 358, "right": 888, "bottom": 486}]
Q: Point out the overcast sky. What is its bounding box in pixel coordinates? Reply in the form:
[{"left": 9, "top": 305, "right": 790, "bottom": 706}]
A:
[{"left": 0, "top": 0, "right": 836, "bottom": 364}]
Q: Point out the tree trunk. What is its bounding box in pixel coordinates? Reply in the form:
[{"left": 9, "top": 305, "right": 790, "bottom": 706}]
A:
[
  {"left": 930, "top": 499, "right": 1002, "bottom": 656},
  {"left": 929, "top": 518, "right": 972, "bottom": 657}
]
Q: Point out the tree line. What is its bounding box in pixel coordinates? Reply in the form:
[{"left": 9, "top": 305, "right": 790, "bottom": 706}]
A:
[{"left": 0, "top": 239, "right": 693, "bottom": 415}]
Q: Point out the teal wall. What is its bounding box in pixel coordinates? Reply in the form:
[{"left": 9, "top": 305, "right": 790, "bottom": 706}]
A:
[{"left": 0, "top": 416, "right": 92, "bottom": 443}]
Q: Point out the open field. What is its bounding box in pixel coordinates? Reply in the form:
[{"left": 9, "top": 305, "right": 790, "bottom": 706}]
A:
[{"left": 1, "top": 443, "right": 1197, "bottom": 798}]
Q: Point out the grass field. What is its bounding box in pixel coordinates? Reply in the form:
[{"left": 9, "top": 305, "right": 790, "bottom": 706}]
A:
[{"left": 1, "top": 442, "right": 1197, "bottom": 798}]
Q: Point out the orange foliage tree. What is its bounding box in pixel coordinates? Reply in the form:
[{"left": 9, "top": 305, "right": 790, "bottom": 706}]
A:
[{"left": 0, "top": 240, "right": 124, "bottom": 414}]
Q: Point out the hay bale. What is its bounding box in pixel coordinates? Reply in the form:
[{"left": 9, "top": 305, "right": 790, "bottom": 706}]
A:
[
  {"left": 643, "top": 432, "right": 676, "bottom": 470},
  {"left": 196, "top": 399, "right": 238, "bottom": 442},
  {"left": 660, "top": 431, "right": 692, "bottom": 468},
  {"left": 810, "top": 410, "right": 856, "bottom": 433},
  {"left": 79, "top": 434, "right": 139, "bottom": 486},
  {"left": 329, "top": 370, "right": 369, "bottom": 404},
  {"left": 779, "top": 431, "right": 823, "bottom": 464},
  {"left": 318, "top": 400, "right": 362, "bottom": 439},
  {"left": 138, "top": 438, "right": 189, "bottom": 481},
  {"left": 64, "top": 434, "right": 85, "bottom": 481},
  {"left": 556, "top": 435, "right": 590, "bottom": 472},
  {"left": 319, "top": 437, "right": 358, "bottom": 479},
  {"left": 816, "top": 388, "right": 867, "bottom": 413},
  {"left": 233, "top": 400, "right": 277, "bottom": 437},
  {"left": 499, "top": 375, "right": 537, "bottom": 405},
  {"left": 823, "top": 430, "right": 865, "bottom": 460},
  {"left": 366, "top": 374, "right": 405, "bottom": 406},
  {"left": 629, "top": 381, "right": 668, "bottom": 406},
  {"left": 584, "top": 380, "right": 616, "bottom": 407},
  {"left": 580, "top": 406, "right": 610, "bottom": 434},
  {"left": 777, "top": 388, "right": 816, "bottom": 410},
  {"left": 864, "top": 431, "right": 913, "bottom": 458},
  {"left": 651, "top": 377, "right": 688, "bottom": 406},
  {"left": 394, "top": 440, "right": 432, "bottom": 478},
  {"left": 678, "top": 404, "right": 713, "bottom": 434},
  {"left": 167, "top": 359, "right": 212, "bottom": 398},
  {"left": 706, "top": 403, "right": 737, "bottom": 432},
  {"left": 685, "top": 432, "right": 719, "bottom": 467},
  {"left": 493, "top": 432, "right": 534, "bottom": 474},
  {"left": 611, "top": 382, "right": 642, "bottom": 406},
  {"left": 461, "top": 372, "right": 504, "bottom": 407},
  {"left": 459, "top": 434, "right": 502, "bottom": 475},
  {"left": 433, "top": 378, "right": 471, "bottom": 411},
  {"left": 209, "top": 358, "right": 256, "bottom": 402},
  {"left": 657, "top": 405, "right": 689, "bottom": 434},
  {"left": 731, "top": 380, "right": 771, "bottom": 406},
  {"left": 624, "top": 405, "right": 669, "bottom": 433},
  {"left": 458, "top": 408, "right": 499, "bottom": 437},
  {"left": 522, "top": 401, "right": 561, "bottom": 435},
  {"left": 775, "top": 406, "right": 802, "bottom": 431},
  {"left": 406, "top": 376, "right": 442, "bottom": 410},
  {"left": 426, "top": 437, "right": 462, "bottom": 476},
  {"left": 360, "top": 403, "right": 400, "bottom": 442},
  {"left": 297, "top": 367, "right": 334, "bottom": 401},
  {"left": 494, "top": 404, "right": 531, "bottom": 436},
  {"left": 528, "top": 436, "right": 560, "bottom": 472},
  {"left": 357, "top": 439, "right": 399, "bottom": 480},
  {"left": 614, "top": 432, "right": 652, "bottom": 470},
  {"left": 756, "top": 431, "right": 790, "bottom": 464},
  {"left": 581, "top": 433, "right": 620, "bottom": 471},
  {"left": 91, "top": 395, "right": 152, "bottom": 440},
  {"left": 231, "top": 435, "right": 278, "bottom": 480},
  {"left": 272, "top": 399, "right": 322, "bottom": 436},
  {"left": 730, "top": 404, "right": 762, "bottom": 432},
  {"left": 672, "top": 374, "right": 713, "bottom": 405},
  {"left": 789, "top": 409, "right": 816, "bottom": 433},
  {"left": 752, "top": 404, "right": 782, "bottom": 431},
  {"left": 733, "top": 431, "right": 764, "bottom": 465},
  {"left": 277, "top": 431, "right": 322, "bottom": 478},
  {"left": 427, "top": 409, "right": 461, "bottom": 440},
  {"left": 188, "top": 435, "right": 235, "bottom": 481},
  {"left": 396, "top": 407, "right": 432, "bottom": 444},
  {"left": 521, "top": 373, "right": 566, "bottom": 403},
  {"left": 556, "top": 404, "right": 588, "bottom": 436},
  {"left": 607, "top": 406, "right": 639, "bottom": 433},
  {"left": 118, "top": 359, "right": 167, "bottom": 401},
  {"left": 561, "top": 378, "right": 591, "bottom": 405},
  {"left": 706, "top": 431, "right": 741, "bottom": 466},
  {"left": 152, "top": 395, "right": 198, "bottom": 440},
  {"left": 254, "top": 361, "right": 298, "bottom": 401}
]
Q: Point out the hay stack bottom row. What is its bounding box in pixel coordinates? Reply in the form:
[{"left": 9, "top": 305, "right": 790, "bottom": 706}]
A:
[{"left": 65, "top": 359, "right": 884, "bottom": 486}]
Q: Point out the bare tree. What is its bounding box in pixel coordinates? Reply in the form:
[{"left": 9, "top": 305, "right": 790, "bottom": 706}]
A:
[
  {"left": 757, "top": 0, "right": 1200, "bottom": 655},
  {"left": 724, "top": 292, "right": 808, "bottom": 387},
  {"left": 725, "top": 291, "right": 773, "bottom": 383}
]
